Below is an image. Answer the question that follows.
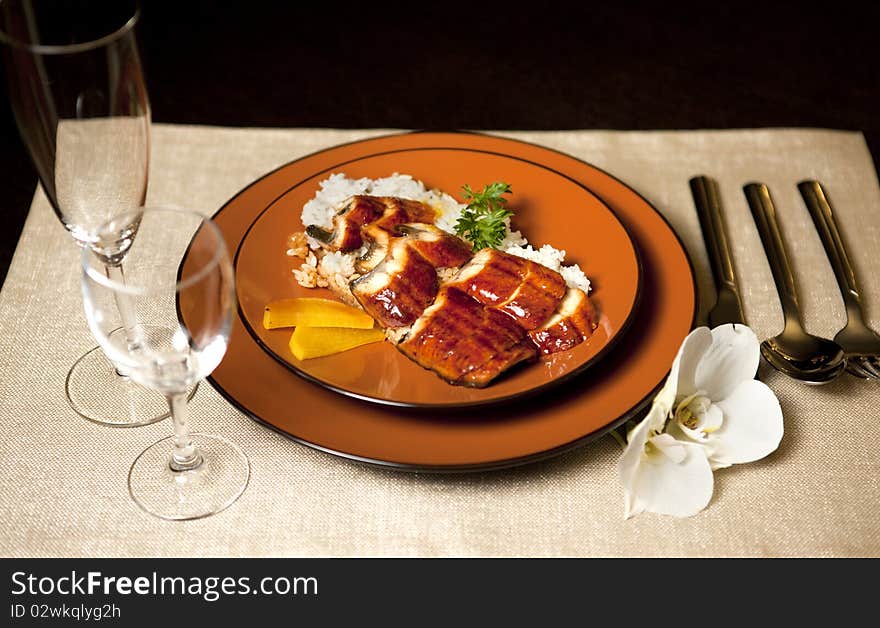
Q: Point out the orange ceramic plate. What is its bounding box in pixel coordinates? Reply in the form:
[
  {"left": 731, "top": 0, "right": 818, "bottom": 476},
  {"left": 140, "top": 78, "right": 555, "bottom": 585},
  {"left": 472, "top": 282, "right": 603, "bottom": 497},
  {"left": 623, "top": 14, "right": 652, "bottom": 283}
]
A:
[
  {"left": 185, "top": 132, "right": 697, "bottom": 471},
  {"left": 234, "top": 149, "right": 641, "bottom": 407}
]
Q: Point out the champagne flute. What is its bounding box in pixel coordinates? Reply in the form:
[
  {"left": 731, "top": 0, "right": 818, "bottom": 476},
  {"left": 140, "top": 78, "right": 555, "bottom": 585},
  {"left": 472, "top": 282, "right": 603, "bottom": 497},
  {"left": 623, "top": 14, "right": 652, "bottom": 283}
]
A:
[
  {"left": 0, "top": 0, "right": 185, "bottom": 425},
  {"left": 82, "top": 207, "right": 249, "bottom": 520}
]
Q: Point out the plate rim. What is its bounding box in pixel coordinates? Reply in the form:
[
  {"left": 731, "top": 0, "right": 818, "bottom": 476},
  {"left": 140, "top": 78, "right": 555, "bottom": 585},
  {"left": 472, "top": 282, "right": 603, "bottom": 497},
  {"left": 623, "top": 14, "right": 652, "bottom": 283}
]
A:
[
  {"left": 232, "top": 145, "right": 644, "bottom": 409},
  {"left": 203, "top": 130, "right": 699, "bottom": 472}
]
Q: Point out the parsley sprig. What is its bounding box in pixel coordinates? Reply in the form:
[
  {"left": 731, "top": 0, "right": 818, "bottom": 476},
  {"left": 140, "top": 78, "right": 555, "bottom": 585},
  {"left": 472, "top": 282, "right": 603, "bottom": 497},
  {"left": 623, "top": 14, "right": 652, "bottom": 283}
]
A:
[{"left": 453, "top": 182, "right": 513, "bottom": 251}]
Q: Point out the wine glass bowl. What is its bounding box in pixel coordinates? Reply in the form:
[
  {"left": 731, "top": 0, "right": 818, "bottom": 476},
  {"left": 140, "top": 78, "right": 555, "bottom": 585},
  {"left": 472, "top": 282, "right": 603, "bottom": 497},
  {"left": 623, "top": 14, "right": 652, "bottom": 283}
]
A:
[
  {"left": 0, "top": 0, "right": 173, "bottom": 425},
  {"left": 82, "top": 207, "right": 249, "bottom": 520},
  {"left": 83, "top": 217, "right": 233, "bottom": 395},
  {"left": 0, "top": 0, "right": 149, "bottom": 252}
]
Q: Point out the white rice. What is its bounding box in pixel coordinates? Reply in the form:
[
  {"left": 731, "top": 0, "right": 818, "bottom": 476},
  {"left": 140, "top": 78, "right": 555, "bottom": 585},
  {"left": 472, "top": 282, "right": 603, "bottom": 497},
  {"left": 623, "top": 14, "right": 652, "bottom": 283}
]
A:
[
  {"left": 317, "top": 250, "right": 356, "bottom": 277},
  {"left": 296, "top": 173, "right": 591, "bottom": 293},
  {"left": 501, "top": 243, "right": 591, "bottom": 294}
]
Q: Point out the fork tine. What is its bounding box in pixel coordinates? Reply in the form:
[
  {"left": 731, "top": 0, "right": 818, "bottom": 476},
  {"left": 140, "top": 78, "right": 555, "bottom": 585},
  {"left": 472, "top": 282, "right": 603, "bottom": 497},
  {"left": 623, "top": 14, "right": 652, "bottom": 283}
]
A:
[
  {"left": 846, "top": 362, "right": 872, "bottom": 379},
  {"left": 860, "top": 358, "right": 880, "bottom": 380}
]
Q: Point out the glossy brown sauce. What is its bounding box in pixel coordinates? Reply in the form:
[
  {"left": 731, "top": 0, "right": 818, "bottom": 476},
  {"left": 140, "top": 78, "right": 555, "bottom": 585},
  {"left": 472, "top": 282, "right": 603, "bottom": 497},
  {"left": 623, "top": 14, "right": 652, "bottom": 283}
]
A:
[
  {"left": 351, "top": 241, "right": 438, "bottom": 328},
  {"left": 398, "top": 287, "right": 538, "bottom": 386},
  {"left": 334, "top": 197, "right": 385, "bottom": 250},
  {"left": 453, "top": 250, "right": 567, "bottom": 330},
  {"left": 334, "top": 196, "right": 437, "bottom": 251},
  {"left": 407, "top": 232, "right": 473, "bottom": 268},
  {"left": 529, "top": 290, "right": 599, "bottom": 354}
]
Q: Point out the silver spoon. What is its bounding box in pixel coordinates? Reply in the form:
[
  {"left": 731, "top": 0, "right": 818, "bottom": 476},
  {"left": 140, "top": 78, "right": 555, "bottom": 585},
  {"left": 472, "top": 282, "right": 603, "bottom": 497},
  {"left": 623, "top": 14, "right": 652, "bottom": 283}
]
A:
[{"left": 744, "top": 183, "right": 847, "bottom": 384}]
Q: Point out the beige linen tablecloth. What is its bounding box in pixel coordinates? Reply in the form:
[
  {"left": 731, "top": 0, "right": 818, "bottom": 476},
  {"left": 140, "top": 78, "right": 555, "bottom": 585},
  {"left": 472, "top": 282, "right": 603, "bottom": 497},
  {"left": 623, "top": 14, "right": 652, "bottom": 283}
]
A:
[{"left": 1, "top": 126, "right": 878, "bottom": 557}]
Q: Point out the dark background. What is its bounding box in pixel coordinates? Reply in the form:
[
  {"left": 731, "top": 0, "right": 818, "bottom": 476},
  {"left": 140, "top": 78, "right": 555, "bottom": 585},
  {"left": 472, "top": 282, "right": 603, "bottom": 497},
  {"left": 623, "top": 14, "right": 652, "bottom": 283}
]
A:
[{"left": 2, "top": 2, "right": 878, "bottom": 286}]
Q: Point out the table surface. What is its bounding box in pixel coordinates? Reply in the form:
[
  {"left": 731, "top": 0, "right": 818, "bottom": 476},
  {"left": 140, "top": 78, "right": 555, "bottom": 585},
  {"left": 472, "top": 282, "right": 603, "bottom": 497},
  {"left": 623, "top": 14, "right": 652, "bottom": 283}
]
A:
[
  {"left": 1, "top": 125, "right": 879, "bottom": 557},
  {"left": 2, "top": 3, "right": 880, "bottom": 286}
]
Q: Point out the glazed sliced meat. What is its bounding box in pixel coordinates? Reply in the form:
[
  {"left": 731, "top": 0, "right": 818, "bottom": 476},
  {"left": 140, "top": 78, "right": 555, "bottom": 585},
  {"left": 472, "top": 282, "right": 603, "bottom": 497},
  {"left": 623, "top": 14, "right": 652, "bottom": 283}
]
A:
[
  {"left": 350, "top": 237, "right": 438, "bottom": 328},
  {"left": 397, "top": 287, "right": 537, "bottom": 387},
  {"left": 528, "top": 287, "right": 598, "bottom": 354},
  {"left": 394, "top": 223, "right": 474, "bottom": 268},
  {"left": 306, "top": 196, "right": 384, "bottom": 251},
  {"left": 356, "top": 222, "right": 474, "bottom": 274},
  {"left": 306, "top": 195, "right": 436, "bottom": 252},
  {"left": 456, "top": 339, "right": 537, "bottom": 387},
  {"left": 355, "top": 223, "right": 392, "bottom": 273},
  {"left": 371, "top": 197, "right": 436, "bottom": 233},
  {"left": 451, "top": 249, "right": 522, "bottom": 304},
  {"left": 450, "top": 249, "right": 567, "bottom": 330}
]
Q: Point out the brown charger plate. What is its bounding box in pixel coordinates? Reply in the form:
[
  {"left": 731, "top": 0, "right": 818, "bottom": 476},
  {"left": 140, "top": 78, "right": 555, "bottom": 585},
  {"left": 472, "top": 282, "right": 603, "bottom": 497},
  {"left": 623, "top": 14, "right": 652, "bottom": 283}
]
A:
[
  {"left": 234, "top": 149, "right": 641, "bottom": 407},
  {"left": 184, "top": 132, "right": 697, "bottom": 471}
]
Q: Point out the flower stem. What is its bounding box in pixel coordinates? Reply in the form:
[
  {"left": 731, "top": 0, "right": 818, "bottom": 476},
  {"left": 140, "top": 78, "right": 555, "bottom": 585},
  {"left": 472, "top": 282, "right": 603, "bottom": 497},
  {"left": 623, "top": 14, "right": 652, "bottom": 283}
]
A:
[{"left": 609, "top": 428, "right": 627, "bottom": 449}]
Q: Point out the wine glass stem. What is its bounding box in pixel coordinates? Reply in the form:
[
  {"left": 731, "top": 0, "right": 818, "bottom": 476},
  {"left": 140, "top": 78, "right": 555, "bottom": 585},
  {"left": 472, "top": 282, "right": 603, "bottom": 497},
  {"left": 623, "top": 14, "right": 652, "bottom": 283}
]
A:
[
  {"left": 103, "top": 263, "right": 143, "bottom": 353},
  {"left": 167, "top": 391, "right": 203, "bottom": 472}
]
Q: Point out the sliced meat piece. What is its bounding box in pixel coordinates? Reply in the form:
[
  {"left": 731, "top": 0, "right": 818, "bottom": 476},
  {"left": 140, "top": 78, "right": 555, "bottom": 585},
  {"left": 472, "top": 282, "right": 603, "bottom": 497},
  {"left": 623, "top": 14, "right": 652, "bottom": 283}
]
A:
[
  {"left": 306, "top": 196, "right": 384, "bottom": 251},
  {"left": 306, "top": 195, "right": 436, "bottom": 252},
  {"left": 501, "top": 260, "right": 568, "bottom": 330},
  {"left": 350, "top": 237, "right": 438, "bottom": 328},
  {"left": 455, "top": 338, "right": 537, "bottom": 387},
  {"left": 357, "top": 222, "right": 473, "bottom": 274},
  {"left": 450, "top": 249, "right": 566, "bottom": 330},
  {"left": 370, "top": 197, "right": 436, "bottom": 232},
  {"left": 394, "top": 223, "right": 474, "bottom": 268},
  {"left": 355, "top": 223, "right": 392, "bottom": 273},
  {"left": 397, "top": 287, "right": 537, "bottom": 387},
  {"left": 451, "top": 249, "right": 522, "bottom": 304},
  {"left": 528, "top": 287, "right": 598, "bottom": 354}
]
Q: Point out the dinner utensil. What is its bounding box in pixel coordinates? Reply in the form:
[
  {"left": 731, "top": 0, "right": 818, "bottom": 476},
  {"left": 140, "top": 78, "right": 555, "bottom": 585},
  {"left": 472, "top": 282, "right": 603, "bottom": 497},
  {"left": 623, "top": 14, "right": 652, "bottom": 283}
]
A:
[
  {"left": 197, "top": 131, "right": 697, "bottom": 470},
  {"left": 0, "top": 0, "right": 174, "bottom": 426},
  {"left": 82, "top": 207, "right": 249, "bottom": 519},
  {"left": 690, "top": 175, "right": 746, "bottom": 326},
  {"left": 744, "top": 183, "right": 846, "bottom": 384},
  {"left": 798, "top": 180, "right": 880, "bottom": 380}
]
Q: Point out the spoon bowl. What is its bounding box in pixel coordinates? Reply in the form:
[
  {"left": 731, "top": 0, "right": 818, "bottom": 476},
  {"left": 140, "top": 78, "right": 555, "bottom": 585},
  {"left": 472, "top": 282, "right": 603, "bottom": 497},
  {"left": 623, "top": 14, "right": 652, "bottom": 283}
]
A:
[
  {"left": 744, "top": 183, "right": 847, "bottom": 384},
  {"left": 760, "top": 328, "right": 847, "bottom": 384}
]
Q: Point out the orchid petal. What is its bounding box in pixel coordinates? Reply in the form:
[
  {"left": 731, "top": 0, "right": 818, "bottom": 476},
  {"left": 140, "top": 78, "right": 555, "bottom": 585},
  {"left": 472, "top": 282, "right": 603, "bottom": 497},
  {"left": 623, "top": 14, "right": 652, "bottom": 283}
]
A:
[
  {"left": 618, "top": 412, "right": 654, "bottom": 519},
  {"left": 650, "top": 433, "right": 687, "bottom": 463},
  {"left": 652, "top": 377, "right": 678, "bottom": 419},
  {"left": 624, "top": 442, "right": 714, "bottom": 518},
  {"left": 671, "top": 327, "right": 713, "bottom": 399},
  {"left": 708, "top": 379, "right": 784, "bottom": 468},
  {"left": 625, "top": 394, "right": 669, "bottom": 445},
  {"left": 619, "top": 405, "right": 662, "bottom": 487},
  {"left": 702, "top": 403, "right": 724, "bottom": 433},
  {"left": 694, "top": 324, "right": 760, "bottom": 400}
]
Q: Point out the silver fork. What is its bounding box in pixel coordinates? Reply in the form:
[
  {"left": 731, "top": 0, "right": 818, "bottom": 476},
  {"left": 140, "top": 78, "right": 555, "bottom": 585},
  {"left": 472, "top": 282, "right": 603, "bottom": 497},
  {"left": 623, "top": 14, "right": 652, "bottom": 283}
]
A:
[{"left": 799, "top": 180, "right": 880, "bottom": 380}]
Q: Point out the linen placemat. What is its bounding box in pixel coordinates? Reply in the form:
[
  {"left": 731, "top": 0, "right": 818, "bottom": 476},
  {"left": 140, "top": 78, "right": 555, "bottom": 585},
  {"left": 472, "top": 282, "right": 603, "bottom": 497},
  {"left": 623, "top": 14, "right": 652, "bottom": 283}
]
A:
[{"left": 1, "top": 126, "right": 878, "bottom": 557}]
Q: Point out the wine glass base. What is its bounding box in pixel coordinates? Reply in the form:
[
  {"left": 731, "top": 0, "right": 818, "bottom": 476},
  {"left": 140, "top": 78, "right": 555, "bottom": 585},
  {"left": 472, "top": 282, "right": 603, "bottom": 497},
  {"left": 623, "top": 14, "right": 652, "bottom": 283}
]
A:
[
  {"left": 128, "top": 433, "right": 250, "bottom": 521},
  {"left": 65, "top": 345, "right": 197, "bottom": 427}
]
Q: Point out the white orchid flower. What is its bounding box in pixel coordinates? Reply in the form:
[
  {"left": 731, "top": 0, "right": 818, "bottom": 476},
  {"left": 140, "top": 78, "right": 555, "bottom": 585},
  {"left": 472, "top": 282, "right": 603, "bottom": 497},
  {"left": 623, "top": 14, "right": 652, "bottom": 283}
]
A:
[
  {"left": 618, "top": 395, "right": 714, "bottom": 519},
  {"left": 618, "top": 324, "right": 784, "bottom": 518}
]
